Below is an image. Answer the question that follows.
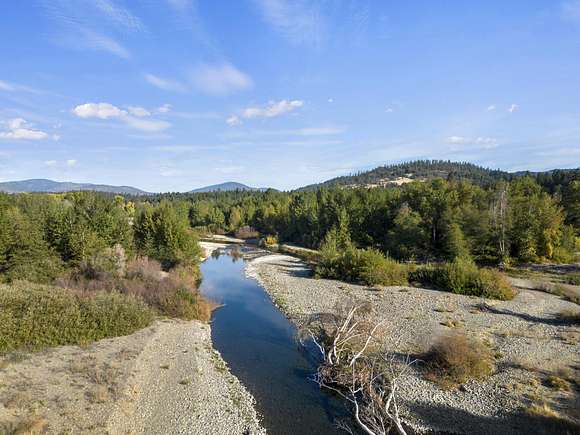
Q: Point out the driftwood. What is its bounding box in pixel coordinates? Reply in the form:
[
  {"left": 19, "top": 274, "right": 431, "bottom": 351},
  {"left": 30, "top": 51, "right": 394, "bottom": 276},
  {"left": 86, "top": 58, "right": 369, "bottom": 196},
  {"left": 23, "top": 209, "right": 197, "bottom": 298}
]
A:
[{"left": 300, "top": 305, "right": 416, "bottom": 435}]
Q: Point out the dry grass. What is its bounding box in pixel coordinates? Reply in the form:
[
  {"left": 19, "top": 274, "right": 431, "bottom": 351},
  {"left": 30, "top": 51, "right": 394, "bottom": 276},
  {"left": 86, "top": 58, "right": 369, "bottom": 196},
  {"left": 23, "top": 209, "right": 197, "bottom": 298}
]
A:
[
  {"left": 423, "top": 331, "right": 494, "bottom": 389},
  {"left": 546, "top": 375, "right": 572, "bottom": 392},
  {"left": 9, "top": 416, "right": 47, "bottom": 435},
  {"left": 87, "top": 385, "right": 109, "bottom": 404},
  {"left": 527, "top": 402, "right": 561, "bottom": 419}
]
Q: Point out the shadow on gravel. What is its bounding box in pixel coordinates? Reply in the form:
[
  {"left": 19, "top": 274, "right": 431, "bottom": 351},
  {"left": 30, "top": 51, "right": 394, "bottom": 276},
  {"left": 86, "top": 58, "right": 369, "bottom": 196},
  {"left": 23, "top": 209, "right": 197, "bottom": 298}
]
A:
[
  {"left": 410, "top": 401, "right": 580, "bottom": 435},
  {"left": 277, "top": 261, "right": 313, "bottom": 278},
  {"left": 482, "top": 305, "right": 573, "bottom": 326}
]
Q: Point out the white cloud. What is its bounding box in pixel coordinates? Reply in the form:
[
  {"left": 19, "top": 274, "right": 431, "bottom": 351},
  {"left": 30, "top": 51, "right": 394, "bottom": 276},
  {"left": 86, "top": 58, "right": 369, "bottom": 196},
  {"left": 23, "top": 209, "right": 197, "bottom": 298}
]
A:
[
  {"left": 124, "top": 117, "right": 171, "bottom": 132},
  {"left": 157, "top": 104, "right": 172, "bottom": 113},
  {"left": 226, "top": 115, "right": 243, "bottom": 126},
  {"left": 190, "top": 63, "right": 253, "bottom": 95},
  {"left": 386, "top": 107, "right": 394, "bottom": 113},
  {"left": 254, "top": 0, "right": 325, "bottom": 45},
  {"left": 487, "top": 105, "right": 496, "bottom": 111},
  {"left": 144, "top": 74, "right": 187, "bottom": 92},
  {"left": 72, "top": 102, "right": 171, "bottom": 132},
  {"left": 127, "top": 106, "right": 151, "bottom": 117},
  {"left": 0, "top": 118, "right": 49, "bottom": 140},
  {"left": 241, "top": 100, "right": 304, "bottom": 119},
  {"left": 327, "top": 98, "right": 334, "bottom": 103},
  {"left": 508, "top": 104, "right": 519, "bottom": 113},
  {"left": 446, "top": 135, "right": 498, "bottom": 149},
  {"left": 44, "top": 160, "right": 57, "bottom": 167},
  {"left": 73, "top": 103, "right": 127, "bottom": 119},
  {"left": 66, "top": 159, "right": 77, "bottom": 167}
]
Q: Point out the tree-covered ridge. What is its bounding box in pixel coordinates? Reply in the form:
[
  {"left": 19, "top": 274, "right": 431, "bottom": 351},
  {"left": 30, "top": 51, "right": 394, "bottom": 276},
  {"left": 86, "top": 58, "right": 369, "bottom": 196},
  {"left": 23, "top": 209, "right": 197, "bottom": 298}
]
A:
[
  {"left": 147, "top": 174, "right": 579, "bottom": 266},
  {"left": 301, "top": 159, "right": 579, "bottom": 191}
]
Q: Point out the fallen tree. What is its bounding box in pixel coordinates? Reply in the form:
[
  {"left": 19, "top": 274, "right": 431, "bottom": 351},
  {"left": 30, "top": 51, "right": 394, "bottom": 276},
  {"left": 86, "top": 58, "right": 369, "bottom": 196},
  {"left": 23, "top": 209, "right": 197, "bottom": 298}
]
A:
[{"left": 300, "top": 304, "right": 416, "bottom": 435}]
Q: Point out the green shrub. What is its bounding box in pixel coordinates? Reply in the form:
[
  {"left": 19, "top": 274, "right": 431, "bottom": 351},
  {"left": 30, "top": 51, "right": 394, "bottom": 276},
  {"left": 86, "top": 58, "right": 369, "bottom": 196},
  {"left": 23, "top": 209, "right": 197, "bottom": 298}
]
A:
[
  {"left": 316, "top": 245, "right": 408, "bottom": 286},
  {"left": 0, "top": 282, "right": 154, "bottom": 352},
  {"left": 410, "top": 257, "right": 515, "bottom": 300},
  {"left": 357, "top": 249, "right": 408, "bottom": 286}
]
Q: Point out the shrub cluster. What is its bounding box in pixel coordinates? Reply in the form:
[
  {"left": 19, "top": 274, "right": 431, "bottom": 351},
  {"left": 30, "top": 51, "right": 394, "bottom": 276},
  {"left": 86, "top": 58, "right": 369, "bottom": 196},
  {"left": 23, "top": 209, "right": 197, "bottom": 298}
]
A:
[
  {"left": 316, "top": 246, "right": 408, "bottom": 287},
  {"left": 423, "top": 331, "right": 494, "bottom": 389},
  {"left": 0, "top": 282, "right": 154, "bottom": 352},
  {"left": 235, "top": 225, "right": 260, "bottom": 240},
  {"left": 410, "top": 257, "right": 515, "bottom": 300},
  {"left": 61, "top": 257, "right": 211, "bottom": 322}
]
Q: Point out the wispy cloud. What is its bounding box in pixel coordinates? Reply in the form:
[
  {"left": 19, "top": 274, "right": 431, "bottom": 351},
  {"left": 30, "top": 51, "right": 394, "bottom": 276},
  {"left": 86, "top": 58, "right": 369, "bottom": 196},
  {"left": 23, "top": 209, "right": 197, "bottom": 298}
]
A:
[
  {"left": 0, "top": 118, "right": 50, "bottom": 140},
  {"left": 227, "top": 100, "right": 304, "bottom": 125},
  {"left": 190, "top": 63, "right": 253, "bottom": 95},
  {"left": 508, "top": 103, "right": 519, "bottom": 113},
  {"left": 446, "top": 135, "right": 498, "bottom": 149},
  {"left": 72, "top": 102, "right": 171, "bottom": 132},
  {"left": 227, "top": 115, "right": 242, "bottom": 126},
  {"left": 41, "top": 0, "right": 144, "bottom": 58},
  {"left": 253, "top": 0, "right": 325, "bottom": 46},
  {"left": 0, "top": 79, "right": 39, "bottom": 94},
  {"left": 486, "top": 105, "right": 496, "bottom": 112},
  {"left": 144, "top": 74, "right": 188, "bottom": 92}
]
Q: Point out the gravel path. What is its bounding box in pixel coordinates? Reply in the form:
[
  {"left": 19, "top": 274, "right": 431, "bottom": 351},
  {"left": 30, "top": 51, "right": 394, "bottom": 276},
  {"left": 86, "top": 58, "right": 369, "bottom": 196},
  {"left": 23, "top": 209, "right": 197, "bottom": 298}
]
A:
[{"left": 246, "top": 252, "right": 580, "bottom": 435}]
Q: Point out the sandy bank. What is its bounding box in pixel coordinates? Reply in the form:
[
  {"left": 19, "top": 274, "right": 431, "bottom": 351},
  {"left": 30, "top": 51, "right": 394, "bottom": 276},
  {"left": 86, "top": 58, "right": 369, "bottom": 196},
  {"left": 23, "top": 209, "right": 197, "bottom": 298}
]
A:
[{"left": 0, "top": 322, "right": 264, "bottom": 434}]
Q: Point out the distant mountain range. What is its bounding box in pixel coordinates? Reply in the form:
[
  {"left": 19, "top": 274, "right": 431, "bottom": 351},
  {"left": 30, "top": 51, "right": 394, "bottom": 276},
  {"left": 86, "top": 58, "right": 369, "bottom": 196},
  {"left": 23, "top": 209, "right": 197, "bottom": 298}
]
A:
[
  {"left": 0, "top": 179, "right": 270, "bottom": 195},
  {"left": 2, "top": 162, "right": 577, "bottom": 195},
  {"left": 0, "top": 179, "right": 149, "bottom": 195},
  {"left": 189, "top": 182, "right": 268, "bottom": 193}
]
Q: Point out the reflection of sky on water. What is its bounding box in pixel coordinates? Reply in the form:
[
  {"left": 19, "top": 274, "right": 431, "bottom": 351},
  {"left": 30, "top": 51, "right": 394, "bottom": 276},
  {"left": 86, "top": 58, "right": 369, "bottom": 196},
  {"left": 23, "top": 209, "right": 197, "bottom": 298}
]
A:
[{"left": 199, "top": 250, "right": 344, "bottom": 434}]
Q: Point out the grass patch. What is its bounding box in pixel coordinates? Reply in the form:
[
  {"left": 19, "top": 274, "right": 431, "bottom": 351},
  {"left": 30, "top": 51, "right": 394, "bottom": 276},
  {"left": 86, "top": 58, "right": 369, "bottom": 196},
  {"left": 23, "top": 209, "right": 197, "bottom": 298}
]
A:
[
  {"left": 546, "top": 375, "right": 572, "bottom": 392},
  {"left": 0, "top": 282, "right": 155, "bottom": 353},
  {"left": 423, "top": 331, "right": 494, "bottom": 389},
  {"left": 411, "top": 257, "right": 515, "bottom": 300},
  {"left": 564, "top": 272, "right": 580, "bottom": 286}
]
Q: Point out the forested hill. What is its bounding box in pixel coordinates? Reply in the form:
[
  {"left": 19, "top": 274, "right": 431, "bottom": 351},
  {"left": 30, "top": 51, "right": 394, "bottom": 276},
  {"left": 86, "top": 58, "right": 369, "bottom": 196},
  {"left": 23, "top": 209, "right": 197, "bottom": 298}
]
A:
[
  {"left": 301, "top": 160, "right": 579, "bottom": 190},
  {"left": 0, "top": 179, "right": 148, "bottom": 195},
  {"left": 190, "top": 182, "right": 268, "bottom": 193}
]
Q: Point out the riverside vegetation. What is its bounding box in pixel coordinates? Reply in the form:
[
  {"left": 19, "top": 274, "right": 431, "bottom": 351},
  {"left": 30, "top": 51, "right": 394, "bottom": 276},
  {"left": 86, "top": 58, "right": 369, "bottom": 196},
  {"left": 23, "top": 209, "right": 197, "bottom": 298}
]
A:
[
  {"left": 0, "top": 192, "right": 212, "bottom": 352},
  {"left": 1, "top": 163, "right": 578, "bottom": 351}
]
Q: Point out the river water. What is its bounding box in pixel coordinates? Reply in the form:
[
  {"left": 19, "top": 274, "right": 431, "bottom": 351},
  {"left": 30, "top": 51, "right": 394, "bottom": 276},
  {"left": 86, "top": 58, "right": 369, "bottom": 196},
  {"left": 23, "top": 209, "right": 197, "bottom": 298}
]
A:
[{"left": 199, "top": 247, "right": 344, "bottom": 434}]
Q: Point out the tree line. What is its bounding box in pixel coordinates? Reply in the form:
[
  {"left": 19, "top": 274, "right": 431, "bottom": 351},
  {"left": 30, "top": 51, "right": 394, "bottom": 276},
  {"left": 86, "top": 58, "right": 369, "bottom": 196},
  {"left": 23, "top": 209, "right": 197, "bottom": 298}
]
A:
[
  {"left": 151, "top": 175, "right": 579, "bottom": 265},
  {"left": 0, "top": 192, "right": 201, "bottom": 284}
]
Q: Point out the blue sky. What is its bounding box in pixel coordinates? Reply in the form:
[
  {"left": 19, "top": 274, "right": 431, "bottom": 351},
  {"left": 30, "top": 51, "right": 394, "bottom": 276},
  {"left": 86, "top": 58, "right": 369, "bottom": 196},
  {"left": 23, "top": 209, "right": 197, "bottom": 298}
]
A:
[{"left": 0, "top": 0, "right": 579, "bottom": 191}]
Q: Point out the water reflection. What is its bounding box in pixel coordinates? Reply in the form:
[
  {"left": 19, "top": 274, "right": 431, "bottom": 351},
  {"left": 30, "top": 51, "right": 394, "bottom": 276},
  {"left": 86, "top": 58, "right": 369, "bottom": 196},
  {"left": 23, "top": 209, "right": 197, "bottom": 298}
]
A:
[{"left": 199, "top": 247, "right": 344, "bottom": 435}]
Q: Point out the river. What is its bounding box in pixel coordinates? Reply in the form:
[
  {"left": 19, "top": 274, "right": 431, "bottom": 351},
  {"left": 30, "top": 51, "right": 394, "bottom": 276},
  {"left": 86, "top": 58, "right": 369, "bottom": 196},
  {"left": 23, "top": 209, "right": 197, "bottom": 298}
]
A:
[{"left": 199, "top": 246, "right": 344, "bottom": 434}]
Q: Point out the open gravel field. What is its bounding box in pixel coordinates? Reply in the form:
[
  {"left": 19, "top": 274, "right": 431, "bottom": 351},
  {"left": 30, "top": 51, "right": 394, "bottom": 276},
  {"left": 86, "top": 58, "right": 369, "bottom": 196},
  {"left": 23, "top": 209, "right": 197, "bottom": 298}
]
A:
[
  {"left": 246, "top": 251, "right": 580, "bottom": 435},
  {"left": 0, "top": 319, "right": 265, "bottom": 435}
]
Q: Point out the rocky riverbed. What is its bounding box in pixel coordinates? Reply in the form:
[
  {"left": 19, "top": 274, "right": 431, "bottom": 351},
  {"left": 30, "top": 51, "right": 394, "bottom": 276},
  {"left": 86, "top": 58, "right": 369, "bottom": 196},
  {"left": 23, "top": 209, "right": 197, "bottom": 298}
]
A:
[{"left": 245, "top": 251, "right": 580, "bottom": 435}]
